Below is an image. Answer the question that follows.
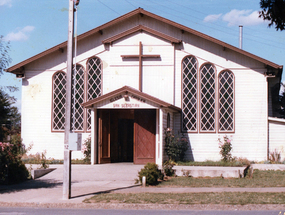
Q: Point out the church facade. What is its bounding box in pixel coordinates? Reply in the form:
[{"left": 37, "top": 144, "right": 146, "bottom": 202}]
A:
[{"left": 7, "top": 8, "right": 284, "bottom": 165}]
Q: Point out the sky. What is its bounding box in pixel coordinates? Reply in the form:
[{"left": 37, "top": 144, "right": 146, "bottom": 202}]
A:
[{"left": 1, "top": 0, "right": 285, "bottom": 112}]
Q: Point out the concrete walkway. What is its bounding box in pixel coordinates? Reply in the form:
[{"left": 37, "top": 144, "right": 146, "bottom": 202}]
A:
[{"left": 0, "top": 163, "right": 285, "bottom": 206}]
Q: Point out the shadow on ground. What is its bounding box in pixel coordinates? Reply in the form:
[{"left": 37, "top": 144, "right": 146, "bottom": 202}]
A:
[
  {"left": 0, "top": 179, "right": 62, "bottom": 194},
  {"left": 71, "top": 184, "right": 140, "bottom": 200}
]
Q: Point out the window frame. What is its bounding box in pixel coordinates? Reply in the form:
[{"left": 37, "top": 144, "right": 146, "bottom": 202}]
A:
[
  {"left": 181, "top": 55, "right": 199, "bottom": 133},
  {"left": 199, "top": 62, "right": 217, "bottom": 133},
  {"left": 218, "top": 69, "right": 235, "bottom": 133},
  {"left": 52, "top": 57, "right": 103, "bottom": 133},
  {"left": 51, "top": 71, "right": 67, "bottom": 132},
  {"left": 86, "top": 56, "right": 103, "bottom": 132}
]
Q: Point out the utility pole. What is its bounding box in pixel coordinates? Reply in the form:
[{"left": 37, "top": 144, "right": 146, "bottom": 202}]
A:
[{"left": 63, "top": 0, "right": 79, "bottom": 200}]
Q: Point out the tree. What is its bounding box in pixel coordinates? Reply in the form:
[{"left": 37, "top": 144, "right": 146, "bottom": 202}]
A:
[
  {"left": 0, "top": 35, "right": 11, "bottom": 75},
  {"left": 0, "top": 90, "right": 21, "bottom": 141},
  {"left": 0, "top": 36, "right": 20, "bottom": 141},
  {"left": 259, "top": 0, "right": 285, "bottom": 31},
  {"left": 0, "top": 36, "right": 27, "bottom": 184}
]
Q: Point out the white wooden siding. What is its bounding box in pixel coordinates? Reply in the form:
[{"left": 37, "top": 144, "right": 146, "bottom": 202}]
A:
[
  {"left": 268, "top": 117, "right": 285, "bottom": 161},
  {"left": 100, "top": 33, "right": 174, "bottom": 104},
  {"left": 22, "top": 69, "right": 88, "bottom": 159},
  {"left": 19, "top": 12, "right": 283, "bottom": 162}
]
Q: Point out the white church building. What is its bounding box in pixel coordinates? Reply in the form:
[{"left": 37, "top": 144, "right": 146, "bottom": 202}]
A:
[{"left": 7, "top": 8, "right": 285, "bottom": 165}]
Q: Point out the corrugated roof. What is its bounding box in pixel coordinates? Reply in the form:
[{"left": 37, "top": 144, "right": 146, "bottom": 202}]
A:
[{"left": 6, "top": 7, "right": 283, "bottom": 73}]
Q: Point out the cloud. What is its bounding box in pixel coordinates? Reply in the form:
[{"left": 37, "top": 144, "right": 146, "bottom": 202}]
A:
[
  {"left": 60, "top": 7, "right": 68, "bottom": 12},
  {"left": 0, "top": 0, "right": 12, "bottom": 7},
  {"left": 204, "top": 9, "right": 267, "bottom": 26},
  {"left": 204, "top": 14, "right": 222, "bottom": 23},
  {"left": 4, "top": 26, "right": 35, "bottom": 41},
  {"left": 223, "top": 9, "right": 265, "bottom": 26}
]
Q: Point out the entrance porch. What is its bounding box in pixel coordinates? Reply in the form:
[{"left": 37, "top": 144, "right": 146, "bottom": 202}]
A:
[{"left": 81, "top": 86, "right": 181, "bottom": 166}]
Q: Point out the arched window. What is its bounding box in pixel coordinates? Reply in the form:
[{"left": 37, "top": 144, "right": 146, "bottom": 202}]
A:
[
  {"left": 182, "top": 56, "right": 198, "bottom": 132},
  {"left": 200, "top": 63, "right": 216, "bottom": 132},
  {"left": 218, "top": 70, "right": 234, "bottom": 132},
  {"left": 86, "top": 57, "right": 102, "bottom": 131},
  {"left": 52, "top": 71, "right": 66, "bottom": 131},
  {"left": 71, "top": 64, "right": 85, "bottom": 131}
]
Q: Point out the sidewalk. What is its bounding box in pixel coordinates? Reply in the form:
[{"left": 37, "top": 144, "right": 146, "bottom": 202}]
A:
[{"left": 0, "top": 163, "right": 285, "bottom": 206}]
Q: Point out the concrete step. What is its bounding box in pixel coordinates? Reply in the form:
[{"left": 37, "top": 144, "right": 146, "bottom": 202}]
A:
[
  {"left": 31, "top": 168, "right": 56, "bottom": 179},
  {"left": 173, "top": 166, "right": 247, "bottom": 178}
]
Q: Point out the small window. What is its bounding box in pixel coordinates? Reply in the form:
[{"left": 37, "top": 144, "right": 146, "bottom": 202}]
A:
[{"left": 167, "top": 113, "right": 170, "bottom": 129}]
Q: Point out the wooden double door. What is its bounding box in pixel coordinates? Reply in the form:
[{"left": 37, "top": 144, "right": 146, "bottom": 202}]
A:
[{"left": 98, "top": 109, "right": 156, "bottom": 164}]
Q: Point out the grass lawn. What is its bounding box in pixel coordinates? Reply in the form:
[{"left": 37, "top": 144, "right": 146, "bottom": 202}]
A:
[
  {"left": 158, "top": 169, "right": 285, "bottom": 188},
  {"left": 84, "top": 169, "right": 285, "bottom": 205},
  {"left": 84, "top": 192, "right": 285, "bottom": 205}
]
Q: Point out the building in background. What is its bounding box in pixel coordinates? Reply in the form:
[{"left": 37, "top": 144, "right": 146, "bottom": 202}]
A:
[{"left": 6, "top": 8, "right": 284, "bottom": 164}]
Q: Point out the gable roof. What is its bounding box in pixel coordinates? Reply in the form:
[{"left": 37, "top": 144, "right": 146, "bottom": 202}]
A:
[
  {"left": 6, "top": 7, "right": 283, "bottom": 74},
  {"left": 102, "top": 25, "right": 182, "bottom": 44},
  {"left": 81, "top": 85, "right": 181, "bottom": 112}
]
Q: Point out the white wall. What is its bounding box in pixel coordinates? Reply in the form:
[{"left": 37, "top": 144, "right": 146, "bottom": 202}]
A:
[
  {"left": 173, "top": 40, "right": 268, "bottom": 162},
  {"left": 100, "top": 32, "right": 175, "bottom": 104},
  {"left": 20, "top": 13, "right": 275, "bottom": 163},
  {"left": 269, "top": 117, "right": 285, "bottom": 161},
  {"left": 21, "top": 67, "right": 88, "bottom": 160}
]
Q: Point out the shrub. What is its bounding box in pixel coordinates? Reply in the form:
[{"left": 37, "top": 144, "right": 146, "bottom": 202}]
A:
[
  {"left": 0, "top": 134, "right": 29, "bottom": 184},
  {"left": 218, "top": 135, "right": 232, "bottom": 162},
  {"left": 164, "top": 131, "right": 189, "bottom": 162},
  {"left": 39, "top": 150, "right": 49, "bottom": 169},
  {"left": 269, "top": 149, "right": 281, "bottom": 163},
  {"left": 232, "top": 157, "right": 251, "bottom": 166},
  {"left": 138, "top": 163, "right": 164, "bottom": 185},
  {"left": 82, "top": 136, "right": 91, "bottom": 163},
  {"left": 163, "top": 160, "right": 176, "bottom": 176}
]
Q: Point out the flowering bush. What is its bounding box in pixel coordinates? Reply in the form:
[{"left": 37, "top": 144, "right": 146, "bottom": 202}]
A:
[
  {"left": 218, "top": 135, "right": 233, "bottom": 162},
  {"left": 164, "top": 131, "right": 189, "bottom": 162},
  {"left": 82, "top": 136, "right": 91, "bottom": 163},
  {"left": 0, "top": 135, "right": 29, "bottom": 184}
]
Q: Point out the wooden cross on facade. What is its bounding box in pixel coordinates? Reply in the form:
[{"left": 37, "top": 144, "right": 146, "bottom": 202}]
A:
[{"left": 121, "top": 41, "right": 160, "bottom": 92}]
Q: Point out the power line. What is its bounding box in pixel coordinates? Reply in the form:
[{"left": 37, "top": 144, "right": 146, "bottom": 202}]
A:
[
  {"left": 94, "top": 0, "right": 285, "bottom": 51},
  {"left": 143, "top": 0, "right": 285, "bottom": 50},
  {"left": 161, "top": 0, "right": 285, "bottom": 48},
  {"left": 125, "top": 0, "right": 137, "bottom": 9},
  {"left": 97, "top": 0, "right": 121, "bottom": 16}
]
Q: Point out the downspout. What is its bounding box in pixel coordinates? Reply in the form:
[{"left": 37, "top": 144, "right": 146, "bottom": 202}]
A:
[
  {"left": 265, "top": 68, "right": 276, "bottom": 160},
  {"left": 173, "top": 43, "right": 176, "bottom": 105}
]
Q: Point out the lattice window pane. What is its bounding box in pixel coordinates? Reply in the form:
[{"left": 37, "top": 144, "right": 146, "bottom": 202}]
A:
[
  {"left": 87, "top": 57, "right": 102, "bottom": 131},
  {"left": 200, "top": 64, "right": 215, "bottom": 132},
  {"left": 219, "top": 70, "right": 234, "bottom": 132},
  {"left": 182, "top": 56, "right": 198, "bottom": 132},
  {"left": 52, "top": 72, "right": 66, "bottom": 131},
  {"left": 71, "top": 65, "right": 84, "bottom": 131}
]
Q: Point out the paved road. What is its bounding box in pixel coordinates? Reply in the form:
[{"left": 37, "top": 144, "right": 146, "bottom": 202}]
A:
[{"left": 0, "top": 207, "right": 283, "bottom": 215}]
